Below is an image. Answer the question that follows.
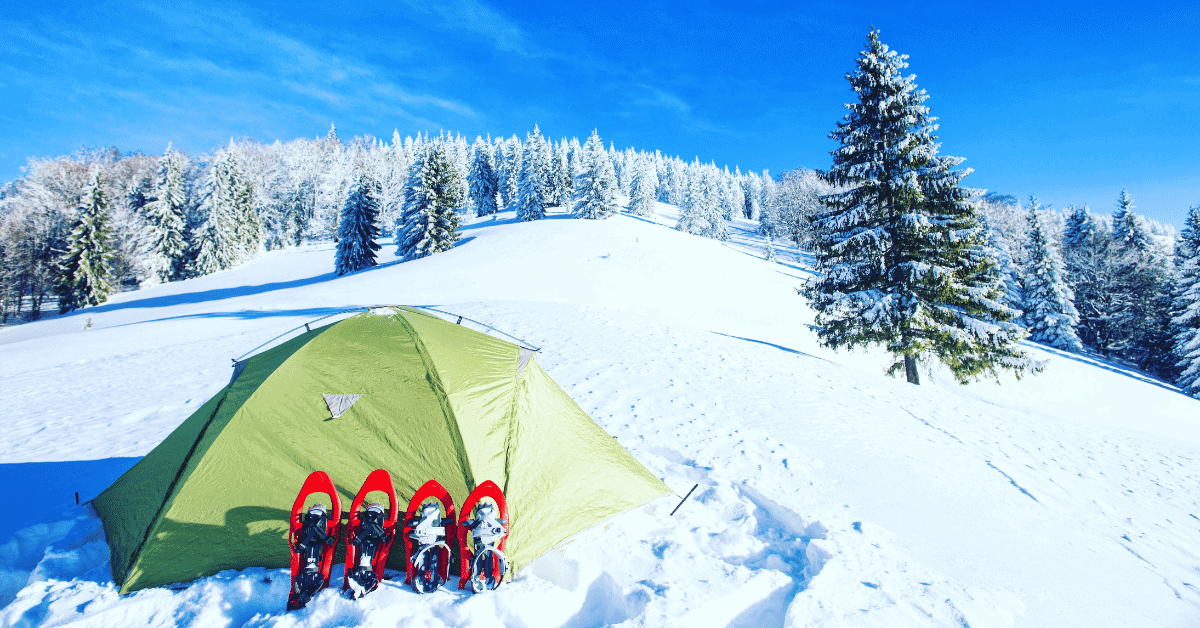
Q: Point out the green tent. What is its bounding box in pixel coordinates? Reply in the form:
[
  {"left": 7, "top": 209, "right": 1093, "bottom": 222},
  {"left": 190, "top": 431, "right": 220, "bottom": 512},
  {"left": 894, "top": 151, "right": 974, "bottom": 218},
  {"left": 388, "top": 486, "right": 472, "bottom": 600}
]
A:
[{"left": 93, "top": 307, "right": 670, "bottom": 593}]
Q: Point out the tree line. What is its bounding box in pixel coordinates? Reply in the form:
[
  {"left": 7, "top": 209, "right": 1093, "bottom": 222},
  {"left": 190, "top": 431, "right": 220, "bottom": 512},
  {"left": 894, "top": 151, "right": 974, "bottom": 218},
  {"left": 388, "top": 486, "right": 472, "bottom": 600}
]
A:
[{"left": 0, "top": 126, "right": 780, "bottom": 321}]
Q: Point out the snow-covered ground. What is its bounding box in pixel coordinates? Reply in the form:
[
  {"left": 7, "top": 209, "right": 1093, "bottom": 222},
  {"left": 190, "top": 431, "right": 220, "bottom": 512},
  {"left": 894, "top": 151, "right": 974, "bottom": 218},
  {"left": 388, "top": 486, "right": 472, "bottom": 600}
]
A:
[{"left": 2, "top": 203, "right": 1198, "bottom": 627}]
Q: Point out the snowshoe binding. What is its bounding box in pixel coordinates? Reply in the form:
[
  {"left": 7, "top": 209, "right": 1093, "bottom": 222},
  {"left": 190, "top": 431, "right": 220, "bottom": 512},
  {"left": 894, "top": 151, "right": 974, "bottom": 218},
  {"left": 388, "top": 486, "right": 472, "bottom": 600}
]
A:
[
  {"left": 403, "top": 480, "right": 456, "bottom": 594},
  {"left": 343, "top": 469, "right": 399, "bottom": 600},
  {"left": 287, "top": 471, "right": 342, "bottom": 611},
  {"left": 457, "top": 480, "right": 510, "bottom": 593}
]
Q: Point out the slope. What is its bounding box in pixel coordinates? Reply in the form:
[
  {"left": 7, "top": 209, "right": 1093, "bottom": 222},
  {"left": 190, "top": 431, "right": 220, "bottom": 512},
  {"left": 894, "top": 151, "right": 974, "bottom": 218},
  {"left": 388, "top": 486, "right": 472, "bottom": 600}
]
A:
[{"left": 1, "top": 204, "right": 1198, "bottom": 627}]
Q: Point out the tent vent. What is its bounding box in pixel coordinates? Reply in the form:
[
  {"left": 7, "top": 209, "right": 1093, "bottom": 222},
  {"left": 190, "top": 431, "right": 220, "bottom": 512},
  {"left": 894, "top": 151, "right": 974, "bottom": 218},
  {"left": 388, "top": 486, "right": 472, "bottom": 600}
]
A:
[
  {"left": 517, "top": 348, "right": 535, "bottom": 378},
  {"left": 323, "top": 393, "right": 363, "bottom": 419},
  {"left": 230, "top": 360, "right": 248, "bottom": 385}
]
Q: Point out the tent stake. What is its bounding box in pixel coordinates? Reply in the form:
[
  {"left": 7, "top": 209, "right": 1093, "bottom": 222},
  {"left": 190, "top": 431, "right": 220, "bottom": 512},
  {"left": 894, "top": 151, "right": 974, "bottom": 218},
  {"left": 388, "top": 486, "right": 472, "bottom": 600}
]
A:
[{"left": 670, "top": 484, "right": 698, "bottom": 517}]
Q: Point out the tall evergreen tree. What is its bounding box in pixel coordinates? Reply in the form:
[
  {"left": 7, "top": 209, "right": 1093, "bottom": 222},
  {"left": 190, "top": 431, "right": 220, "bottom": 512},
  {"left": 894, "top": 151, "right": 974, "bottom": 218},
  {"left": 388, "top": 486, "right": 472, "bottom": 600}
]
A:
[
  {"left": 144, "top": 143, "right": 189, "bottom": 284},
  {"left": 394, "top": 143, "right": 428, "bottom": 257},
  {"left": 550, "top": 140, "right": 573, "bottom": 206},
  {"left": 1107, "top": 190, "right": 1174, "bottom": 374},
  {"left": 571, "top": 130, "right": 620, "bottom": 219},
  {"left": 397, "top": 141, "right": 463, "bottom": 260},
  {"left": 56, "top": 170, "right": 114, "bottom": 312},
  {"left": 193, "top": 144, "right": 257, "bottom": 274},
  {"left": 984, "top": 215, "right": 1024, "bottom": 315},
  {"left": 627, "top": 158, "right": 657, "bottom": 217},
  {"left": 802, "top": 28, "right": 1031, "bottom": 385},
  {"left": 1112, "top": 189, "right": 1153, "bottom": 253},
  {"left": 1022, "top": 201, "right": 1082, "bottom": 351},
  {"left": 515, "top": 125, "right": 551, "bottom": 222},
  {"left": 677, "top": 164, "right": 727, "bottom": 239},
  {"left": 335, "top": 169, "right": 381, "bottom": 275},
  {"left": 467, "top": 137, "right": 499, "bottom": 217},
  {"left": 1173, "top": 205, "right": 1200, "bottom": 397},
  {"left": 501, "top": 135, "right": 522, "bottom": 210},
  {"left": 1062, "top": 204, "right": 1098, "bottom": 253}
]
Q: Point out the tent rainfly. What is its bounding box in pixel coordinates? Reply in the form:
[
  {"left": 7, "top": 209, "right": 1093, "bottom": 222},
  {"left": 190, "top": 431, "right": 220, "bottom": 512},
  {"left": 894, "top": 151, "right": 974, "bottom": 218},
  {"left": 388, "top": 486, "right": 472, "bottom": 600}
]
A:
[{"left": 93, "top": 307, "right": 670, "bottom": 593}]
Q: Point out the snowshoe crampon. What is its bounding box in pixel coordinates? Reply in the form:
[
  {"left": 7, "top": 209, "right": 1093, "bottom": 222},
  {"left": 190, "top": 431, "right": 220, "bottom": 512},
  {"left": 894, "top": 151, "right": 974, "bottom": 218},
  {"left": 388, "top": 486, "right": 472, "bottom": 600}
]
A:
[
  {"left": 287, "top": 471, "right": 342, "bottom": 611},
  {"left": 458, "top": 480, "right": 510, "bottom": 593},
  {"left": 403, "top": 480, "right": 456, "bottom": 594},
  {"left": 343, "top": 469, "right": 399, "bottom": 600}
]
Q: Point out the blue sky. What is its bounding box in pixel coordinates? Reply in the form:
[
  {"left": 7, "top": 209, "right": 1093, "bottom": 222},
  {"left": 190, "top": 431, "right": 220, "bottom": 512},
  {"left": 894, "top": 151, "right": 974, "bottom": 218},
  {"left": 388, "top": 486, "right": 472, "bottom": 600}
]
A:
[{"left": 2, "top": 1, "right": 1197, "bottom": 226}]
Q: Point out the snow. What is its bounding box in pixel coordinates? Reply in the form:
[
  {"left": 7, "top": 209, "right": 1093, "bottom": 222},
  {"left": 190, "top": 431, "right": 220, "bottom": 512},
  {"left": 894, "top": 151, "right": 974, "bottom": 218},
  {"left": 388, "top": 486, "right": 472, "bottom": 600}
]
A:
[{"left": 2, "top": 202, "right": 1199, "bottom": 627}]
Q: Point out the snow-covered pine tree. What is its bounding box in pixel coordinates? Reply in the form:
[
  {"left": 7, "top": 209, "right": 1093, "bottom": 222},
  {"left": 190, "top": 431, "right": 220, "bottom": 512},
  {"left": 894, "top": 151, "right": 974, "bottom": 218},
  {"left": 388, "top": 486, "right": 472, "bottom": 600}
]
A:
[
  {"left": 192, "top": 146, "right": 249, "bottom": 274},
  {"left": 743, "top": 174, "right": 762, "bottom": 220},
  {"left": 229, "top": 151, "right": 260, "bottom": 262},
  {"left": 1062, "top": 204, "right": 1098, "bottom": 253},
  {"left": 1112, "top": 189, "right": 1154, "bottom": 253},
  {"left": 763, "top": 235, "right": 777, "bottom": 261},
  {"left": 571, "top": 130, "right": 620, "bottom": 219},
  {"left": 627, "top": 157, "right": 657, "bottom": 217},
  {"left": 802, "top": 28, "right": 1031, "bottom": 385},
  {"left": 515, "top": 125, "right": 551, "bottom": 222},
  {"left": 394, "top": 144, "right": 429, "bottom": 256},
  {"left": 397, "top": 141, "right": 463, "bottom": 260},
  {"left": 676, "top": 164, "right": 728, "bottom": 239},
  {"left": 982, "top": 212, "right": 1023, "bottom": 314},
  {"left": 468, "top": 137, "right": 499, "bottom": 217},
  {"left": 1173, "top": 205, "right": 1200, "bottom": 397},
  {"left": 1107, "top": 190, "right": 1175, "bottom": 375},
  {"left": 1022, "top": 202, "right": 1082, "bottom": 351},
  {"left": 335, "top": 169, "right": 381, "bottom": 275},
  {"left": 56, "top": 170, "right": 114, "bottom": 312},
  {"left": 143, "top": 143, "right": 189, "bottom": 284},
  {"left": 550, "top": 140, "right": 573, "bottom": 206},
  {"left": 502, "top": 135, "right": 523, "bottom": 210}
]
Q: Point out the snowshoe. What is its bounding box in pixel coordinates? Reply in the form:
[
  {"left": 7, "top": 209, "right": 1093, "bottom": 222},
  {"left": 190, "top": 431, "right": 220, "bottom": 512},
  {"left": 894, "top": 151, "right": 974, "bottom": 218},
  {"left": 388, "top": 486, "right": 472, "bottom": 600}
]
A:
[
  {"left": 287, "top": 471, "right": 342, "bottom": 611},
  {"left": 457, "top": 480, "right": 509, "bottom": 592},
  {"left": 403, "top": 480, "right": 456, "bottom": 593},
  {"left": 343, "top": 469, "right": 399, "bottom": 600}
]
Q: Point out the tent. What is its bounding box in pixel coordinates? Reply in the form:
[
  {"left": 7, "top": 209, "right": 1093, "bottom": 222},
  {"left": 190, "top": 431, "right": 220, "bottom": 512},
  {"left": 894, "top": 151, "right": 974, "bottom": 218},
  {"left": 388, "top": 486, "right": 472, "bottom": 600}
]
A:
[{"left": 93, "top": 307, "right": 670, "bottom": 593}]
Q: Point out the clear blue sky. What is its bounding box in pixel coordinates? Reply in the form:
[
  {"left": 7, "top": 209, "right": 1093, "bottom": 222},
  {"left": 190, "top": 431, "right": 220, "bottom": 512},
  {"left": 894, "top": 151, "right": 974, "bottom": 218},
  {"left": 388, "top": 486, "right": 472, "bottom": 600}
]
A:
[{"left": 2, "top": 1, "right": 1197, "bottom": 227}]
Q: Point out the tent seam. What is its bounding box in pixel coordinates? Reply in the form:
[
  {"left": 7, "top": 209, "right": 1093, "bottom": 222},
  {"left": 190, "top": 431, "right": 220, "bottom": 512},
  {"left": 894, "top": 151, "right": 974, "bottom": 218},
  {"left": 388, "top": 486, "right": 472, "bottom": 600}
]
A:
[
  {"left": 395, "top": 311, "right": 477, "bottom": 492},
  {"left": 117, "top": 385, "right": 233, "bottom": 591}
]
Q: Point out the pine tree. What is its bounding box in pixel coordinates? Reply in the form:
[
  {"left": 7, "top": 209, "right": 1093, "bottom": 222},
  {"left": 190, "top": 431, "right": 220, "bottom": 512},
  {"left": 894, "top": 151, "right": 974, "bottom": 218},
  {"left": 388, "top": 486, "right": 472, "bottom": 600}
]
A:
[
  {"left": 1112, "top": 189, "right": 1153, "bottom": 253},
  {"left": 144, "top": 143, "right": 189, "bottom": 284},
  {"left": 1022, "top": 202, "right": 1082, "bottom": 351},
  {"left": 763, "top": 235, "right": 777, "bottom": 261},
  {"left": 802, "top": 28, "right": 1031, "bottom": 385},
  {"left": 985, "top": 216, "right": 1024, "bottom": 315},
  {"left": 394, "top": 142, "right": 427, "bottom": 257},
  {"left": 1062, "top": 204, "right": 1098, "bottom": 253},
  {"left": 193, "top": 145, "right": 258, "bottom": 274},
  {"left": 56, "top": 170, "right": 114, "bottom": 312},
  {"left": 1173, "top": 205, "right": 1200, "bottom": 397},
  {"left": 398, "top": 141, "right": 463, "bottom": 260},
  {"left": 550, "top": 140, "right": 573, "bottom": 206},
  {"left": 515, "top": 125, "right": 551, "bottom": 222},
  {"left": 335, "top": 169, "right": 382, "bottom": 275},
  {"left": 571, "top": 130, "right": 619, "bottom": 219},
  {"left": 627, "top": 158, "right": 657, "bottom": 217},
  {"left": 468, "top": 137, "right": 499, "bottom": 217},
  {"left": 676, "top": 164, "right": 727, "bottom": 239},
  {"left": 743, "top": 175, "right": 762, "bottom": 219},
  {"left": 502, "top": 136, "right": 522, "bottom": 210},
  {"left": 1106, "top": 190, "right": 1174, "bottom": 374}
]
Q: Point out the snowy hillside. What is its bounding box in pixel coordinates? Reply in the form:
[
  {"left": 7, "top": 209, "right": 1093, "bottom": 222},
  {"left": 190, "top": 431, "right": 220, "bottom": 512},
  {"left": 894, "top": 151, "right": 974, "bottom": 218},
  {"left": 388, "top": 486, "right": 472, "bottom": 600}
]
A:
[{"left": 2, "top": 203, "right": 1199, "bottom": 628}]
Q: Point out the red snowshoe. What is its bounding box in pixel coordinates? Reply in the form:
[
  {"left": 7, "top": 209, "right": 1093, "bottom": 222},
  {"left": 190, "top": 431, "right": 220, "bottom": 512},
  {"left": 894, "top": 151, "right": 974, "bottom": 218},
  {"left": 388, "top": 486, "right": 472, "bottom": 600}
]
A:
[
  {"left": 343, "top": 469, "right": 399, "bottom": 599},
  {"left": 457, "top": 480, "right": 510, "bottom": 592},
  {"left": 402, "top": 480, "right": 456, "bottom": 593},
  {"left": 287, "top": 471, "right": 342, "bottom": 611}
]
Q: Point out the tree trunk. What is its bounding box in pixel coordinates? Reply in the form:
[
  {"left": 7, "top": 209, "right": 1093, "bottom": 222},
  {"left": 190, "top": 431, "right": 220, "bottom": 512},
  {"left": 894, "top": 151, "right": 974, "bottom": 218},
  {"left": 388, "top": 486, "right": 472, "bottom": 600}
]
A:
[{"left": 904, "top": 353, "right": 920, "bottom": 385}]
